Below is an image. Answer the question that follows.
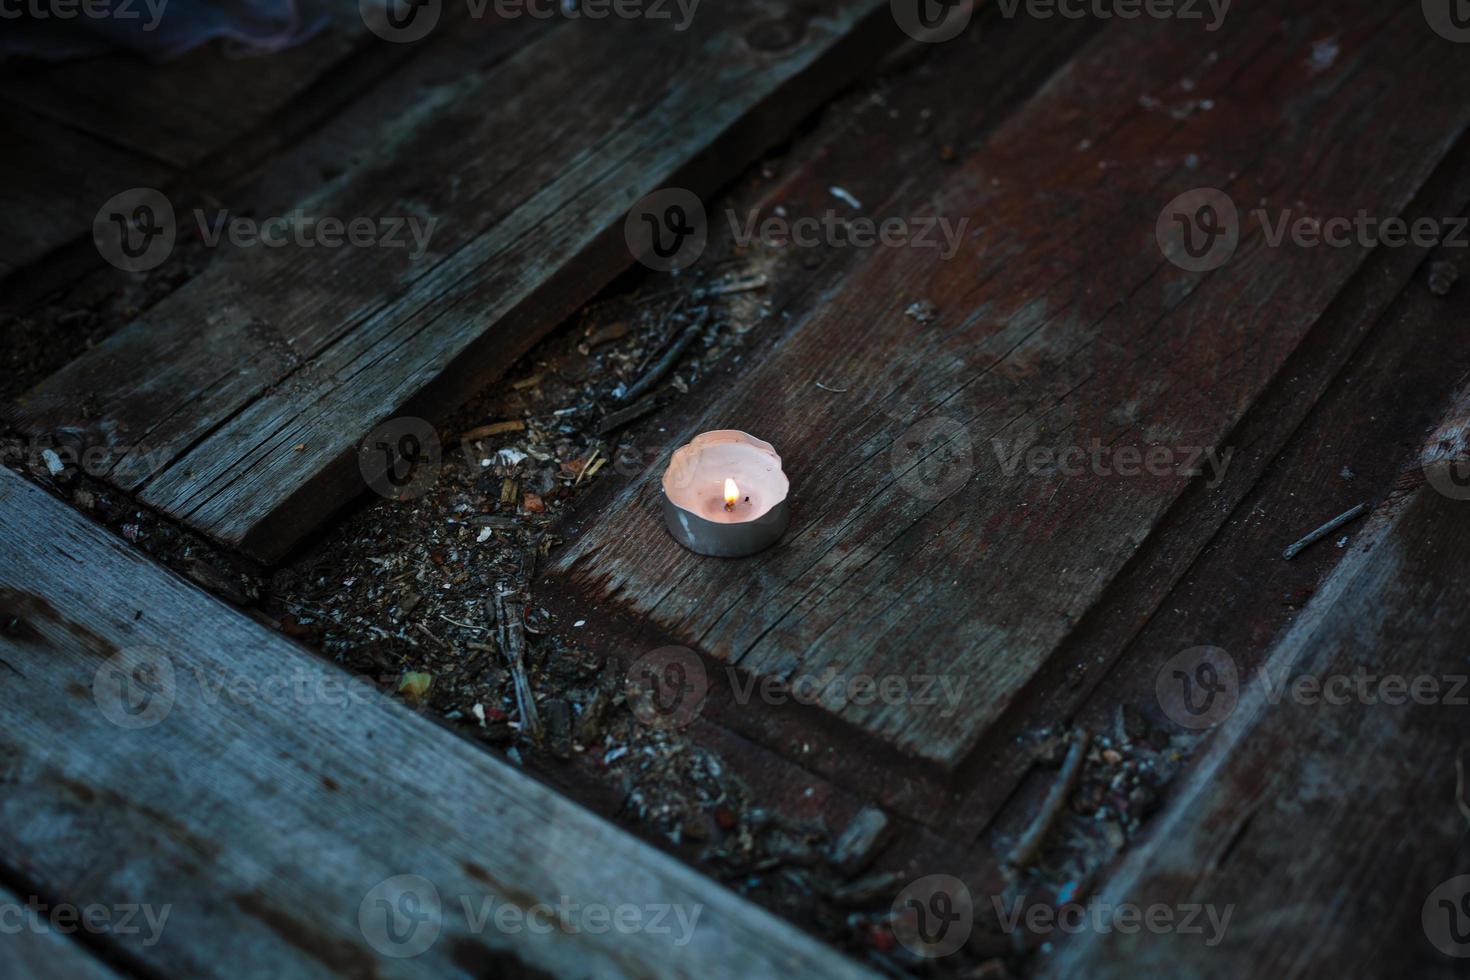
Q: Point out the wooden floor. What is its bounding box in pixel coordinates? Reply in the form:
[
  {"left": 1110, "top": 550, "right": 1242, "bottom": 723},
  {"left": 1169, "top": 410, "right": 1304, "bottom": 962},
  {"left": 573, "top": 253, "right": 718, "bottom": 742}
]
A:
[{"left": 4, "top": 1, "right": 1470, "bottom": 976}]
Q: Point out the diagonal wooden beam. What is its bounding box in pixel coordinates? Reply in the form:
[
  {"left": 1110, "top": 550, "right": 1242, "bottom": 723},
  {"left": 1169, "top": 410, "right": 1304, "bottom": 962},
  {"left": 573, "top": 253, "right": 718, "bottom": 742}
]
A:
[
  {"left": 0, "top": 466, "right": 876, "bottom": 979},
  {"left": 8, "top": 0, "right": 897, "bottom": 563}
]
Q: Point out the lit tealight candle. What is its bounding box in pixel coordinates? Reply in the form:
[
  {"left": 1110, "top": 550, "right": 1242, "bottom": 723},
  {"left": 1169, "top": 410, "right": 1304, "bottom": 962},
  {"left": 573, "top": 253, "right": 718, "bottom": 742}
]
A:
[{"left": 662, "top": 430, "right": 789, "bottom": 557}]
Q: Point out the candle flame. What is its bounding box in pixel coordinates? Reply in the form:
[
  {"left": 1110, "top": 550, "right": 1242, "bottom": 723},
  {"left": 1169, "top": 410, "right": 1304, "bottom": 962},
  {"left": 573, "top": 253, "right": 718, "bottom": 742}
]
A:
[{"left": 724, "top": 478, "right": 740, "bottom": 509}]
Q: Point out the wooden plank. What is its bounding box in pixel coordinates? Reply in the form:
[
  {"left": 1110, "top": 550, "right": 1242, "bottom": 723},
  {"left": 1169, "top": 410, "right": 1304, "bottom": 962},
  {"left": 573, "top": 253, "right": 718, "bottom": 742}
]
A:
[
  {"left": 0, "top": 103, "right": 173, "bottom": 280},
  {"left": 538, "top": 3, "right": 1107, "bottom": 830},
  {"left": 923, "top": 124, "right": 1470, "bottom": 840},
  {"left": 553, "top": 1, "right": 1470, "bottom": 767},
  {"left": 0, "top": 465, "right": 874, "bottom": 979},
  {"left": 8, "top": 1, "right": 897, "bottom": 562},
  {"left": 0, "top": 2, "right": 364, "bottom": 170},
  {"left": 0, "top": 882, "right": 120, "bottom": 980},
  {"left": 1037, "top": 395, "right": 1470, "bottom": 977}
]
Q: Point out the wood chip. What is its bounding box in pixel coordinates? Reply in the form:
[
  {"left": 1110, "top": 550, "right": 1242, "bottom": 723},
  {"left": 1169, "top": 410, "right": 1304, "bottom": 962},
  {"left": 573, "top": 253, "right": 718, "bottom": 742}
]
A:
[
  {"left": 462, "top": 420, "right": 526, "bottom": 441},
  {"left": 586, "top": 322, "right": 630, "bottom": 347}
]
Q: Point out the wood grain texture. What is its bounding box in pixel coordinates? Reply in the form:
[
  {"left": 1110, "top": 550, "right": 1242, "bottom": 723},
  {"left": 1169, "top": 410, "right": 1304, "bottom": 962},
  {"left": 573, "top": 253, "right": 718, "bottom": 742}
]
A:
[
  {"left": 1038, "top": 394, "right": 1470, "bottom": 978},
  {"left": 0, "top": 882, "right": 120, "bottom": 980},
  {"left": 9, "top": 0, "right": 894, "bottom": 562},
  {"left": 922, "top": 125, "right": 1470, "bottom": 840},
  {"left": 554, "top": 1, "right": 1470, "bottom": 767},
  {"left": 0, "top": 465, "right": 873, "bottom": 980}
]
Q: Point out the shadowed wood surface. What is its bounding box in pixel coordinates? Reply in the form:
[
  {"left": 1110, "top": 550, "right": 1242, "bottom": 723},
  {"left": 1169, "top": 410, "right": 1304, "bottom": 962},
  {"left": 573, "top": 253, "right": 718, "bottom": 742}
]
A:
[
  {"left": 1039, "top": 393, "right": 1470, "bottom": 978},
  {"left": 0, "top": 466, "right": 876, "bottom": 979},
  {"left": 0, "top": 2, "right": 365, "bottom": 170},
  {"left": 0, "top": 882, "right": 121, "bottom": 980},
  {"left": 553, "top": 0, "right": 1470, "bottom": 767},
  {"left": 7, "top": 0, "right": 895, "bottom": 563}
]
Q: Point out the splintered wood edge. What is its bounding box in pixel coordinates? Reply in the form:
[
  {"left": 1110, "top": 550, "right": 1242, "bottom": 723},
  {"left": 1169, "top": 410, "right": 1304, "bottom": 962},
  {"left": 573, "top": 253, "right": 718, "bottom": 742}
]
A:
[{"left": 0, "top": 467, "right": 876, "bottom": 980}]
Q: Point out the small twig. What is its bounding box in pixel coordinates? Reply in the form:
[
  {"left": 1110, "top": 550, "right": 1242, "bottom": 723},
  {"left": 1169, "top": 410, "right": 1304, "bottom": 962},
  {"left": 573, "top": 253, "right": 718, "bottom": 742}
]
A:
[
  {"left": 699, "top": 273, "right": 768, "bottom": 297},
  {"left": 438, "top": 614, "right": 486, "bottom": 632},
  {"left": 495, "top": 584, "right": 542, "bottom": 744},
  {"left": 1282, "top": 502, "right": 1369, "bottom": 560},
  {"left": 814, "top": 381, "right": 849, "bottom": 393},
  {"left": 1008, "top": 730, "right": 1092, "bottom": 869},
  {"left": 621, "top": 310, "right": 708, "bottom": 403},
  {"left": 633, "top": 297, "right": 689, "bottom": 372},
  {"left": 597, "top": 394, "right": 661, "bottom": 435},
  {"left": 574, "top": 448, "right": 600, "bottom": 488}
]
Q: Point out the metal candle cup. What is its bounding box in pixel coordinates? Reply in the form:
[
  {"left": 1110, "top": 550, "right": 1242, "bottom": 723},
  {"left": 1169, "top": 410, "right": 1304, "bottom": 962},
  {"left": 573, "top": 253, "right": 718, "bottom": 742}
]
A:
[{"left": 661, "top": 431, "right": 789, "bottom": 558}]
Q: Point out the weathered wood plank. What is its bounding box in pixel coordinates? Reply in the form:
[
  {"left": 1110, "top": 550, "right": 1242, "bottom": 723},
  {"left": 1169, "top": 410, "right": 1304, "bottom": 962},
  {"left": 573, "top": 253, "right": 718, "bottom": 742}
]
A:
[
  {"left": 0, "top": 2, "right": 364, "bottom": 170},
  {"left": 1038, "top": 393, "right": 1470, "bottom": 977},
  {"left": 553, "top": 1, "right": 1470, "bottom": 767},
  {"left": 10, "top": 1, "right": 896, "bottom": 562},
  {"left": 0, "top": 465, "right": 874, "bottom": 979},
  {"left": 0, "top": 882, "right": 120, "bottom": 980},
  {"left": 926, "top": 125, "right": 1470, "bottom": 841},
  {"left": 539, "top": 3, "right": 1107, "bottom": 830}
]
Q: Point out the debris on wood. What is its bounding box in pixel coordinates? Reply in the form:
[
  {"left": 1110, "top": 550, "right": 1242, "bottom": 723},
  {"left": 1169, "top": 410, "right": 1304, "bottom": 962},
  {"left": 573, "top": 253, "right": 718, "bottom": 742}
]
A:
[
  {"left": 462, "top": 420, "right": 526, "bottom": 441},
  {"left": 1428, "top": 259, "right": 1460, "bottom": 297},
  {"left": 585, "top": 322, "right": 630, "bottom": 347},
  {"left": 619, "top": 308, "right": 710, "bottom": 404},
  {"left": 904, "top": 299, "right": 938, "bottom": 324},
  {"left": 827, "top": 805, "right": 892, "bottom": 875},
  {"left": 495, "top": 581, "right": 542, "bottom": 744},
  {"left": 1008, "top": 729, "right": 1091, "bottom": 869},
  {"left": 1282, "top": 501, "right": 1369, "bottom": 559},
  {"left": 397, "top": 671, "right": 433, "bottom": 701}
]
